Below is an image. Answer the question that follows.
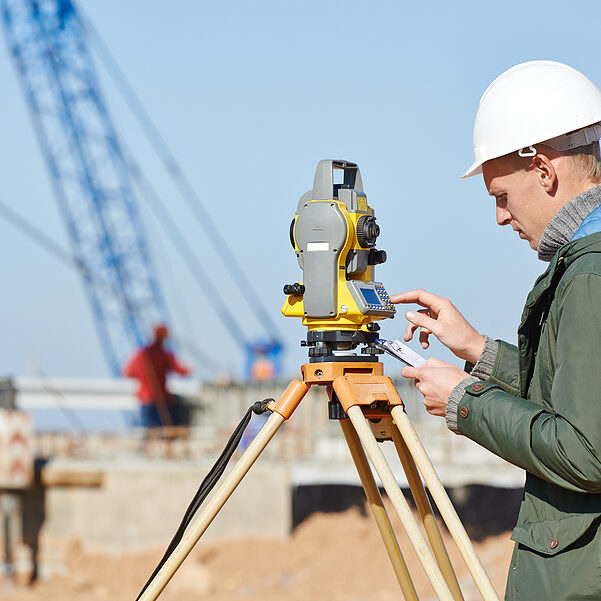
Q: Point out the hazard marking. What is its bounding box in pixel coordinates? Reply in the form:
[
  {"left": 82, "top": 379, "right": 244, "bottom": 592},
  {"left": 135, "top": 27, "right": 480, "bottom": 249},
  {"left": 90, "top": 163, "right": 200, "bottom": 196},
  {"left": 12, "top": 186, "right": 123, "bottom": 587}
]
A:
[
  {"left": 9, "top": 430, "right": 29, "bottom": 447},
  {"left": 0, "top": 408, "right": 33, "bottom": 488}
]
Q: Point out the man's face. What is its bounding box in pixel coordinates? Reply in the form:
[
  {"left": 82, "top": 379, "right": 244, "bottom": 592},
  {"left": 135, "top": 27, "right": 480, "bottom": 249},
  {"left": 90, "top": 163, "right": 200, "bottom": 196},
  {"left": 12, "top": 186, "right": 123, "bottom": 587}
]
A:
[{"left": 482, "top": 159, "right": 557, "bottom": 250}]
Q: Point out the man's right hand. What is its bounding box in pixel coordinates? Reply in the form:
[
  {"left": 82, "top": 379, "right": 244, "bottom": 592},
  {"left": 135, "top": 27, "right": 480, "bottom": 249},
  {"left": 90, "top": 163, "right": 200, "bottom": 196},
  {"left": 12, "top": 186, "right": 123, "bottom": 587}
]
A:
[{"left": 389, "top": 289, "right": 485, "bottom": 365}]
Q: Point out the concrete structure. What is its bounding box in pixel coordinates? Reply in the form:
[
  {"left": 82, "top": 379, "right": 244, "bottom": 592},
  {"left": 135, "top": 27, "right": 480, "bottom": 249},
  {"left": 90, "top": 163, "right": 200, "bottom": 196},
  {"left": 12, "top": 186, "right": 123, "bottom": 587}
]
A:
[
  {"left": 1, "top": 375, "right": 525, "bottom": 578},
  {"left": 35, "top": 459, "right": 291, "bottom": 552}
]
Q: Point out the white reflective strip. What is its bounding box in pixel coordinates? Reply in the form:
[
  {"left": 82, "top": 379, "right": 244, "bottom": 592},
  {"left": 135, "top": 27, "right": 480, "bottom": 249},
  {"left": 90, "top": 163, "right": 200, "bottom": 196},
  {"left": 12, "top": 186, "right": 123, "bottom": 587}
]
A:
[{"left": 307, "top": 242, "right": 329, "bottom": 251}]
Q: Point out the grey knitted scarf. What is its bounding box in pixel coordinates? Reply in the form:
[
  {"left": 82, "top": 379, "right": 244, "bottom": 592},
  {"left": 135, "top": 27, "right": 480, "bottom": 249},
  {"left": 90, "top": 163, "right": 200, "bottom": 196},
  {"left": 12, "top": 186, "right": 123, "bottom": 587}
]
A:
[{"left": 538, "top": 184, "right": 601, "bottom": 261}]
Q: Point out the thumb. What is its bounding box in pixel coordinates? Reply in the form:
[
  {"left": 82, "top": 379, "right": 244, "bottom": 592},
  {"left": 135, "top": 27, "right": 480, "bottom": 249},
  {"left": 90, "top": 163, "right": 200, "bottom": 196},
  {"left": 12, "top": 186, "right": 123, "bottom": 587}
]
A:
[
  {"left": 401, "top": 366, "right": 421, "bottom": 380},
  {"left": 425, "top": 357, "right": 446, "bottom": 367}
]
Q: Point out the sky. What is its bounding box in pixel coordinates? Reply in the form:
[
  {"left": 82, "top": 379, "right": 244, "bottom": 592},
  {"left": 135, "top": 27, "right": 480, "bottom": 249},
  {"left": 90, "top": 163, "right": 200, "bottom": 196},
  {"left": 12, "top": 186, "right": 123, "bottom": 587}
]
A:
[{"left": 1, "top": 0, "right": 600, "bottom": 380}]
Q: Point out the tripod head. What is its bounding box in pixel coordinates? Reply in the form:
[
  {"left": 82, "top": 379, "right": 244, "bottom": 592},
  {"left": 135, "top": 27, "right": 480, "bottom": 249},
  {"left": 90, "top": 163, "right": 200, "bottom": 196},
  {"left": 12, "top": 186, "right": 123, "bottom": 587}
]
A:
[{"left": 282, "top": 160, "right": 395, "bottom": 362}]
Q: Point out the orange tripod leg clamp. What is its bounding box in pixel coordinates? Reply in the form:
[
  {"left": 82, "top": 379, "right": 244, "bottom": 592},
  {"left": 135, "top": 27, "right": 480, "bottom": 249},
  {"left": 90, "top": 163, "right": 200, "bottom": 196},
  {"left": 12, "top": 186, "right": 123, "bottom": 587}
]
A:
[
  {"left": 332, "top": 374, "right": 404, "bottom": 416},
  {"left": 268, "top": 379, "right": 309, "bottom": 420}
]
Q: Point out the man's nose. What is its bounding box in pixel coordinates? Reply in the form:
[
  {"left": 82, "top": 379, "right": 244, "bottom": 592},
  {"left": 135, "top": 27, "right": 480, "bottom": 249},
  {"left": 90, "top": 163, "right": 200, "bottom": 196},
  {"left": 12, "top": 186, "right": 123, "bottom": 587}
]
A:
[{"left": 496, "top": 205, "right": 512, "bottom": 226}]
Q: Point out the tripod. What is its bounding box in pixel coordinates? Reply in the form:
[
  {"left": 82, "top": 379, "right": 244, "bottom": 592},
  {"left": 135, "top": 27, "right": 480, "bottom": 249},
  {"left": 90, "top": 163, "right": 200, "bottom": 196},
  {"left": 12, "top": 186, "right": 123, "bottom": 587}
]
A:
[{"left": 138, "top": 359, "right": 500, "bottom": 601}]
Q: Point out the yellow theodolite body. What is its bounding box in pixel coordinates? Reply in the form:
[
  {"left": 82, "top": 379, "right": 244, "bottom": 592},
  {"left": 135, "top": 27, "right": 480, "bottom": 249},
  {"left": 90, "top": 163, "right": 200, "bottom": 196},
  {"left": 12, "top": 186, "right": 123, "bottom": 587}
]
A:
[{"left": 281, "top": 160, "right": 394, "bottom": 332}]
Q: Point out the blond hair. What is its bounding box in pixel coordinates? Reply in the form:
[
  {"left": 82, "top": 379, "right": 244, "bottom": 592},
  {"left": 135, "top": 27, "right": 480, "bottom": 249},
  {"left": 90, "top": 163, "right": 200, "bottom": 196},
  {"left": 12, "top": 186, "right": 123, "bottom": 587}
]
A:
[{"left": 493, "top": 141, "right": 601, "bottom": 183}]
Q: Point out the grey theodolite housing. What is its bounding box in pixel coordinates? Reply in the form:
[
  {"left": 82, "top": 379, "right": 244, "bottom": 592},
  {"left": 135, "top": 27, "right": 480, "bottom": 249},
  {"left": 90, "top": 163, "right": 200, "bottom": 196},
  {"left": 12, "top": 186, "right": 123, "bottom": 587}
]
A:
[{"left": 284, "top": 160, "right": 393, "bottom": 324}]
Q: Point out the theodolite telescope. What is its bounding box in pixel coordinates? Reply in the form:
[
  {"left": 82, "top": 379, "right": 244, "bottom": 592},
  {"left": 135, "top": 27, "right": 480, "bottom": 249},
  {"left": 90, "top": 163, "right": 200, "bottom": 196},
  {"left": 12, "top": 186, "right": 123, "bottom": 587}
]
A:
[{"left": 282, "top": 160, "right": 395, "bottom": 362}]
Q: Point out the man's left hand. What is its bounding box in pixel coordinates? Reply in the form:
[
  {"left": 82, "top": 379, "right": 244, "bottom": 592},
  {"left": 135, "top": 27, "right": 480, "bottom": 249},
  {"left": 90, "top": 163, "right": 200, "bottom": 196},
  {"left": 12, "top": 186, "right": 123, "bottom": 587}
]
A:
[{"left": 401, "top": 358, "right": 469, "bottom": 417}]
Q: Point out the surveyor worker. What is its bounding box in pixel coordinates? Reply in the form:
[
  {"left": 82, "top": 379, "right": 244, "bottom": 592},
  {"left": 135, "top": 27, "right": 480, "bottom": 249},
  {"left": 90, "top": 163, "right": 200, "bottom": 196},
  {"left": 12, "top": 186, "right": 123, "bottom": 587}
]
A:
[
  {"left": 123, "top": 324, "right": 191, "bottom": 428},
  {"left": 394, "top": 60, "right": 601, "bottom": 601}
]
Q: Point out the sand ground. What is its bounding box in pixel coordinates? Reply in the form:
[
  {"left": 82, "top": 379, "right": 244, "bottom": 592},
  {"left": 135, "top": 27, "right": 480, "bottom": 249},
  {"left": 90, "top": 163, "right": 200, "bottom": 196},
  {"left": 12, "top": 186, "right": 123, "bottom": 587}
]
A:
[{"left": 1, "top": 505, "right": 513, "bottom": 601}]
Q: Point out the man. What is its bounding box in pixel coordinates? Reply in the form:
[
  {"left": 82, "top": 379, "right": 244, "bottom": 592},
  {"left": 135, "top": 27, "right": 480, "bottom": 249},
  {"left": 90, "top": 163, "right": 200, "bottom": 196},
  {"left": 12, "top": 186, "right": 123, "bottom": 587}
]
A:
[
  {"left": 392, "top": 61, "right": 601, "bottom": 601},
  {"left": 123, "top": 324, "right": 191, "bottom": 429}
]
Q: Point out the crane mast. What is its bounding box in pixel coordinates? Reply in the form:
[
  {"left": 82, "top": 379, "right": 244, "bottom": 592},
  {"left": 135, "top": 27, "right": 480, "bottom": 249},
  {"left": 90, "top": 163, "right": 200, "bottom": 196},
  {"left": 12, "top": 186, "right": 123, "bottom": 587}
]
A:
[{"left": 2, "top": 0, "right": 169, "bottom": 375}]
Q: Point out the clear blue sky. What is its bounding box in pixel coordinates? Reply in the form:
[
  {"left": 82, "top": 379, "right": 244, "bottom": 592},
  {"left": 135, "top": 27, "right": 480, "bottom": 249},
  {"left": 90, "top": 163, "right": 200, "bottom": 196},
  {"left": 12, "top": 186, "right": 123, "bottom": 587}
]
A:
[{"left": 0, "top": 0, "right": 599, "bottom": 379}]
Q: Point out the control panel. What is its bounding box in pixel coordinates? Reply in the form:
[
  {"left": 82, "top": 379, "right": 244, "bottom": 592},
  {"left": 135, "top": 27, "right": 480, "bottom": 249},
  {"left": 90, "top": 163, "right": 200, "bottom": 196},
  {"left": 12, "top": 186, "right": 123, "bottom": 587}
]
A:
[{"left": 347, "top": 281, "right": 396, "bottom": 317}]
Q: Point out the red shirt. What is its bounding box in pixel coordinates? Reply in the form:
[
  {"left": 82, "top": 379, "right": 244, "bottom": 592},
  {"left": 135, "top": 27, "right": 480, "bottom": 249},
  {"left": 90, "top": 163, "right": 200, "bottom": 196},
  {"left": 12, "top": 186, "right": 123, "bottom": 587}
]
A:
[{"left": 123, "top": 342, "right": 189, "bottom": 404}]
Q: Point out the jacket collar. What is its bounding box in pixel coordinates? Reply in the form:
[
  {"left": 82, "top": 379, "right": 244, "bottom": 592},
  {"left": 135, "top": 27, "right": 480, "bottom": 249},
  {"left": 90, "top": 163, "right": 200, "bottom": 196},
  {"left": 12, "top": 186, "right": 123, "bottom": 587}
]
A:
[
  {"left": 523, "top": 231, "right": 601, "bottom": 312},
  {"left": 518, "top": 230, "right": 601, "bottom": 395}
]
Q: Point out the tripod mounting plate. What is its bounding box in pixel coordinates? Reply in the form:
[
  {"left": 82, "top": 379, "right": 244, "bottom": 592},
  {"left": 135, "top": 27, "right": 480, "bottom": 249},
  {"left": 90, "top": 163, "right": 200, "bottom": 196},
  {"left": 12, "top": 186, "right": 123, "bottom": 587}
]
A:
[
  {"left": 301, "top": 360, "right": 403, "bottom": 416},
  {"left": 303, "top": 329, "right": 382, "bottom": 362},
  {"left": 301, "top": 360, "right": 382, "bottom": 385}
]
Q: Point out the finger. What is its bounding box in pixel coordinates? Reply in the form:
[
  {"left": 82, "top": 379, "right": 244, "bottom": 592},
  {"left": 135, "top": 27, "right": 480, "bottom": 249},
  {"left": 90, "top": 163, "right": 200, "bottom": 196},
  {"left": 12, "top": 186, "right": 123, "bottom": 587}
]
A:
[
  {"left": 416, "top": 381, "right": 431, "bottom": 397},
  {"left": 390, "top": 289, "right": 446, "bottom": 312},
  {"left": 405, "top": 310, "right": 439, "bottom": 335},
  {"left": 404, "top": 310, "right": 430, "bottom": 341},
  {"left": 419, "top": 328, "right": 431, "bottom": 349},
  {"left": 423, "top": 398, "right": 435, "bottom": 411},
  {"left": 425, "top": 357, "right": 446, "bottom": 367},
  {"left": 416, "top": 309, "right": 432, "bottom": 347},
  {"left": 401, "top": 366, "right": 420, "bottom": 380},
  {"left": 424, "top": 401, "right": 444, "bottom": 417},
  {"left": 417, "top": 308, "right": 434, "bottom": 324},
  {"left": 404, "top": 321, "right": 418, "bottom": 342}
]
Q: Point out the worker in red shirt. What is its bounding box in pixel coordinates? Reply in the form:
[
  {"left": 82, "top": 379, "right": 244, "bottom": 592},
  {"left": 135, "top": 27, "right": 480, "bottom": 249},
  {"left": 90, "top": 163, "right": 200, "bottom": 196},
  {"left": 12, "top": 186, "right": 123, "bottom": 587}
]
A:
[{"left": 123, "top": 325, "right": 191, "bottom": 429}]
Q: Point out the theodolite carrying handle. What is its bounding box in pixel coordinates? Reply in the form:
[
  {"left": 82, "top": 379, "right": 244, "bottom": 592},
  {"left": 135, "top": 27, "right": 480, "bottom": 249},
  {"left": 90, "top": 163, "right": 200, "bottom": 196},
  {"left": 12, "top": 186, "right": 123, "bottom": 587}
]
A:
[{"left": 312, "top": 159, "right": 364, "bottom": 200}]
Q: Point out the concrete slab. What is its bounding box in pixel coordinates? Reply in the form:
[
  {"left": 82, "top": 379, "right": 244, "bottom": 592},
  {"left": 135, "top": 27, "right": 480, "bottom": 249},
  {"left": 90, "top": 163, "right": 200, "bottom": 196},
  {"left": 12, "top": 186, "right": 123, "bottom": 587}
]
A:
[{"left": 37, "top": 458, "right": 291, "bottom": 554}]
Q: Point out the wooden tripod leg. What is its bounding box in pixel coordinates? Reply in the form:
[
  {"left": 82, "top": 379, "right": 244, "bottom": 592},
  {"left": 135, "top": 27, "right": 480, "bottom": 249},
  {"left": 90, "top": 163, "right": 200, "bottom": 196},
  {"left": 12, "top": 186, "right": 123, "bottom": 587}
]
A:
[
  {"left": 339, "top": 419, "right": 419, "bottom": 601},
  {"left": 346, "top": 405, "right": 455, "bottom": 601},
  {"left": 390, "top": 407, "right": 499, "bottom": 601},
  {"left": 390, "top": 422, "right": 464, "bottom": 601},
  {"left": 139, "top": 380, "right": 309, "bottom": 601}
]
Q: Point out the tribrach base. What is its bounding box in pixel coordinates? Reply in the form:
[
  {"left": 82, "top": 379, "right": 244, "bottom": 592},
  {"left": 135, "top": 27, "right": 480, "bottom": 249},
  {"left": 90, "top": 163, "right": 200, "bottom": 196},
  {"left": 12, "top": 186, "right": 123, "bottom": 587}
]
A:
[{"left": 138, "top": 362, "right": 499, "bottom": 601}]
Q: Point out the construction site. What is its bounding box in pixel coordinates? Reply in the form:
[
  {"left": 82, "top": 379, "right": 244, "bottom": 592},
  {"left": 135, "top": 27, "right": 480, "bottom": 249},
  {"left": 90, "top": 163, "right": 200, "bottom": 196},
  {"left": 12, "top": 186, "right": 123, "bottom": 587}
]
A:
[
  {"left": 2, "top": 2, "right": 600, "bottom": 601},
  {"left": 1, "top": 375, "right": 522, "bottom": 600}
]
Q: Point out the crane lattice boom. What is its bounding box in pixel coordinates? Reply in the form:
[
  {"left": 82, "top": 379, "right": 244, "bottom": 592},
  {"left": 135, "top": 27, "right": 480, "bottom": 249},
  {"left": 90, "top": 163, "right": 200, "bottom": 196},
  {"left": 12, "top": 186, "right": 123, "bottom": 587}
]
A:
[{"left": 2, "top": 0, "right": 169, "bottom": 374}]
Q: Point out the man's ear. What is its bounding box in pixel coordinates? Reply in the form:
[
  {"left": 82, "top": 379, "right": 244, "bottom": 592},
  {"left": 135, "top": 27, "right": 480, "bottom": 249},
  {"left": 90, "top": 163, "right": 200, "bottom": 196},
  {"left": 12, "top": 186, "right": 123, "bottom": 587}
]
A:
[{"left": 531, "top": 153, "right": 557, "bottom": 195}]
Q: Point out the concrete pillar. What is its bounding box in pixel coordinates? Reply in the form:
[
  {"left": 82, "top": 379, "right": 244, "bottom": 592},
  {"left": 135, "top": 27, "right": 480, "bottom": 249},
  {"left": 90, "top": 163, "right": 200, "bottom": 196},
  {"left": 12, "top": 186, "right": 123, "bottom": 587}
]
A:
[{"left": 0, "top": 492, "right": 33, "bottom": 586}]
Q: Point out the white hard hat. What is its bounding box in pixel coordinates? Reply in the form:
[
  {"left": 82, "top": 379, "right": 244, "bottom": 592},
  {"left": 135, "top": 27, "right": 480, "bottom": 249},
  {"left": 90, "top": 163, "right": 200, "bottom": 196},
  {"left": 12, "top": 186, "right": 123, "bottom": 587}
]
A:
[{"left": 464, "top": 60, "right": 601, "bottom": 178}]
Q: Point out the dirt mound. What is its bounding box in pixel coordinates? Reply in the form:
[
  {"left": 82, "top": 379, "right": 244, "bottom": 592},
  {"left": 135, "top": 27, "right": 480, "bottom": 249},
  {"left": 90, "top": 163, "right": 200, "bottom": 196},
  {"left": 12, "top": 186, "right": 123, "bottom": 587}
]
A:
[{"left": 1, "top": 506, "right": 513, "bottom": 601}]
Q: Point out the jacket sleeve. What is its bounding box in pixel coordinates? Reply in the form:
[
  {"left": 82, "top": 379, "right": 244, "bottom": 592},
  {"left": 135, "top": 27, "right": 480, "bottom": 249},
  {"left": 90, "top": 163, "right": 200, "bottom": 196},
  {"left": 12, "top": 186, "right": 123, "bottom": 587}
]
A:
[
  {"left": 457, "top": 274, "right": 601, "bottom": 494},
  {"left": 123, "top": 351, "right": 142, "bottom": 378},
  {"left": 487, "top": 340, "right": 520, "bottom": 395},
  {"left": 167, "top": 352, "right": 190, "bottom": 376}
]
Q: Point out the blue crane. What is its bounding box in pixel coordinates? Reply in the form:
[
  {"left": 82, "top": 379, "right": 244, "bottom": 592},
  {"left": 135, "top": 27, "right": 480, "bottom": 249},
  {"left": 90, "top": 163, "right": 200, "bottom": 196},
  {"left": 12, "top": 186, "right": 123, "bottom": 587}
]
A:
[
  {"left": 1, "top": 0, "right": 284, "bottom": 378},
  {"left": 1, "top": 0, "right": 169, "bottom": 375}
]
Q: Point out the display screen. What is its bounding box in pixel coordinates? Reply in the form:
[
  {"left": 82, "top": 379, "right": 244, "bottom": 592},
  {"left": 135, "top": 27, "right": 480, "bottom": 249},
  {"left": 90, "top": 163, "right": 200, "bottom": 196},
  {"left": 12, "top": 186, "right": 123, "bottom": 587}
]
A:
[{"left": 360, "top": 287, "right": 381, "bottom": 305}]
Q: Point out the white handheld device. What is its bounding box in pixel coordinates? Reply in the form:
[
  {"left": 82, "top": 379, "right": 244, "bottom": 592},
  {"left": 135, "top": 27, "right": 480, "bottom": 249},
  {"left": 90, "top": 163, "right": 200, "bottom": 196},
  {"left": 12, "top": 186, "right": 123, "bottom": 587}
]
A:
[{"left": 375, "top": 339, "right": 427, "bottom": 368}]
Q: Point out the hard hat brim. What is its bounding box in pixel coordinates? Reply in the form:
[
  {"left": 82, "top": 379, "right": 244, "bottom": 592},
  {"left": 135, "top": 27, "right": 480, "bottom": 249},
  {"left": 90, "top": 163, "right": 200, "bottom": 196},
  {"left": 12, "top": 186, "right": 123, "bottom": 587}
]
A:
[{"left": 462, "top": 160, "right": 483, "bottom": 179}]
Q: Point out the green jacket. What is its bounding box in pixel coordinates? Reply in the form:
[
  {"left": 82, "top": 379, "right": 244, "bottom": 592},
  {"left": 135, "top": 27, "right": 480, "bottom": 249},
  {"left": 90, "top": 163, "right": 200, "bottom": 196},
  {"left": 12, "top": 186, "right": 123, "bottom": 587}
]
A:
[{"left": 458, "top": 231, "right": 601, "bottom": 601}]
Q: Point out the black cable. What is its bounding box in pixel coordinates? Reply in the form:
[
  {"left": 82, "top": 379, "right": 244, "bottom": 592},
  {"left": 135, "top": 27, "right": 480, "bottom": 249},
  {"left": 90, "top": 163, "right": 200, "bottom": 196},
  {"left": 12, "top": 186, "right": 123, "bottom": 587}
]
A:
[{"left": 136, "top": 399, "right": 273, "bottom": 601}]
